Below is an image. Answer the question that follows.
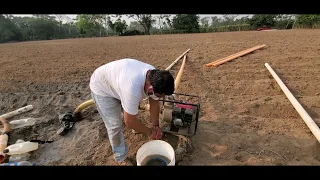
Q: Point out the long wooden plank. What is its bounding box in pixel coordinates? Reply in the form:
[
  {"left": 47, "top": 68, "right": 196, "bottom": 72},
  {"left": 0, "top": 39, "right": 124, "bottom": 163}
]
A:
[
  {"left": 208, "top": 45, "right": 266, "bottom": 67},
  {"left": 205, "top": 45, "right": 261, "bottom": 67},
  {"left": 206, "top": 45, "right": 265, "bottom": 67},
  {"left": 209, "top": 45, "right": 265, "bottom": 67}
]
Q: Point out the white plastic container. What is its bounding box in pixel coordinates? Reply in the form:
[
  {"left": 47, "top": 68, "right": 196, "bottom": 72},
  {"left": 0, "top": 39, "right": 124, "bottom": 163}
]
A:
[
  {"left": 9, "top": 118, "right": 36, "bottom": 129},
  {"left": 136, "top": 140, "right": 175, "bottom": 166},
  {"left": 3, "top": 141, "right": 38, "bottom": 155},
  {"left": 9, "top": 139, "right": 31, "bottom": 162}
]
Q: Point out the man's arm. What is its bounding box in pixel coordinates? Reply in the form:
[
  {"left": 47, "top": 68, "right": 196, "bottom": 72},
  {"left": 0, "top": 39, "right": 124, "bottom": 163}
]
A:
[
  {"left": 123, "top": 111, "right": 152, "bottom": 136},
  {"left": 149, "top": 97, "right": 160, "bottom": 126}
]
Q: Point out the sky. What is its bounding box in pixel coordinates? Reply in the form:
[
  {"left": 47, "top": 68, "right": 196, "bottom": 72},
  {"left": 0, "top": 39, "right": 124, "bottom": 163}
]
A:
[{"left": 13, "top": 14, "right": 252, "bottom": 24}]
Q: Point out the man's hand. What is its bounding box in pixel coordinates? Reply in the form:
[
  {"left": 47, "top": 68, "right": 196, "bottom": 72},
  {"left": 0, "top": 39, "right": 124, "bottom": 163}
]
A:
[{"left": 148, "top": 126, "right": 163, "bottom": 140}]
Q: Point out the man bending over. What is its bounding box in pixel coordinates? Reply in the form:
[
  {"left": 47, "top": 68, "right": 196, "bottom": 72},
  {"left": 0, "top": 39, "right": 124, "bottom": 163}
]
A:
[{"left": 89, "top": 58, "right": 175, "bottom": 164}]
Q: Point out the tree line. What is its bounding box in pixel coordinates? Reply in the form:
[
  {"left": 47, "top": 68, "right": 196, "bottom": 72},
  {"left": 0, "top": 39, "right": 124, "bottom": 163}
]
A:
[{"left": 1, "top": 14, "right": 320, "bottom": 43}]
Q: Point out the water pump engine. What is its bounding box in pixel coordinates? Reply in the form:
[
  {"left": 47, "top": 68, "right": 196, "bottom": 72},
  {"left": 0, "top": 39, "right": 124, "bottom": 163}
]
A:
[{"left": 160, "top": 93, "right": 200, "bottom": 137}]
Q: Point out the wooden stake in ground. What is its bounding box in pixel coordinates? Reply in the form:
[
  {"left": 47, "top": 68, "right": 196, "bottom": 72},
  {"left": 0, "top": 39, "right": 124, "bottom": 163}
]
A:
[
  {"left": 265, "top": 63, "right": 320, "bottom": 144},
  {"left": 205, "top": 45, "right": 266, "bottom": 67}
]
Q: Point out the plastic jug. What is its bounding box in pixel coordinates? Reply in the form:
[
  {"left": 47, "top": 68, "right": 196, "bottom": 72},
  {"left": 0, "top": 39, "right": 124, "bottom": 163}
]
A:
[
  {"left": 9, "top": 118, "right": 36, "bottom": 129},
  {"left": 3, "top": 141, "right": 38, "bottom": 155},
  {"left": 8, "top": 140, "right": 31, "bottom": 162}
]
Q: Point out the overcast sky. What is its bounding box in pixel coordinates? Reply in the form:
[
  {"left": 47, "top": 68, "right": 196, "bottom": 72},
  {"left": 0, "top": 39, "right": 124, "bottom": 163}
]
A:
[{"left": 13, "top": 14, "right": 252, "bottom": 24}]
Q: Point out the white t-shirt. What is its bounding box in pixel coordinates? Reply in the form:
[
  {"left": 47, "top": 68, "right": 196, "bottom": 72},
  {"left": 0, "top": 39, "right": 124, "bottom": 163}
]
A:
[{"left": 89, "top": 58, "right": 155, "bottom": 115}]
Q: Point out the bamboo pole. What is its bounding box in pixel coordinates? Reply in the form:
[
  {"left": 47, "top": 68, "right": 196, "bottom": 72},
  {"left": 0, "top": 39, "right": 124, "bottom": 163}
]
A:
[{"left": 265, "top": 63, "right": 320, "bottom": 144}]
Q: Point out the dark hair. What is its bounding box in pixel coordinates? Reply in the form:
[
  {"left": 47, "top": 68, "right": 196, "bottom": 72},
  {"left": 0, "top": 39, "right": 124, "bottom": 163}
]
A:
[{"left": 149, "top": 69, "right": 175, "bottom": 95}]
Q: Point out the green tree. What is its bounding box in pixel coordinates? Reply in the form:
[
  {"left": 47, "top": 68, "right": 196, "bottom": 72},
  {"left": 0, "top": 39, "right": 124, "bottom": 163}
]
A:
[
  {"left": 0, "top": 14, "right": 22, "bottom": 42},
  {"left": 200, "top": 17, "right": 210, "bottom": 28},
  {"left": 222, "top": 14, "right": 238, "bottom": 25},
  {"left": 172, "top": 14, "right": 200, "bottom": 33},
  {"left": 125, "top": 14, "right": 156, "bottom": 35},
  {"left": 296, "top": 14, "right": 320, "bottom": 28},
  {"left": 247, "top": 14, "right": 277, "bottom": 28},
  {"left": 107, "top": 17, "right": 127, "bottom": 35},
  {"left": 28, "top": 18, "right": 57, "bottom": 40},
  {"left": 128, "top": 21, "right": 143, "bottom": 31},
  {"left": 75, "top": 14, "right": 102, "bottom": 37},
  {"left": 210, "top": 16, "right": 221, "bottom": 27},
  {"left": 274, "top": 14, "right": 295, "bottom": 29}
]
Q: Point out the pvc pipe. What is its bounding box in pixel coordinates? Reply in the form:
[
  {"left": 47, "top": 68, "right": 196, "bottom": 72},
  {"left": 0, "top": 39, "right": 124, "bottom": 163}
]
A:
[
  {"left": 205, "top": 45, "right": 263, "bottom": 66},
  {"left": 165, "top": 48, "right": 191, "bottom": 71},
  {"left": 265, "top": 63, "right": 320, "bottom": 143},
  {"left": 0, "top": 105, "right": 33, "bottom": 119}
]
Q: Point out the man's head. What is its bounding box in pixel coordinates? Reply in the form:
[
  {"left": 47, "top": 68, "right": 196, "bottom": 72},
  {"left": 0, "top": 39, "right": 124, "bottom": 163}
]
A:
[{"left": 146, "top": 69, "right": 175, "bottom": 100}]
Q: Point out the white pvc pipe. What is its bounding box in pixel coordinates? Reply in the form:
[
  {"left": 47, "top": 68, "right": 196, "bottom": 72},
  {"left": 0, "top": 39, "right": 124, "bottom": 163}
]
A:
[
  {"left": 165, "top": 48, "right": 191, "bottom": 71},
  {"left": 264, "top": 63, "right": 320, "bottom": 143},
  {"left": 0, "top": 105, "right": 33, "bottom": 119}
]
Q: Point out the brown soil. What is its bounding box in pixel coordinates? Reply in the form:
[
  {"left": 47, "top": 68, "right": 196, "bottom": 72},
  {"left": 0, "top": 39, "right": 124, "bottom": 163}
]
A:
[{"left": 1, "top": 29, "right": 320, "bottom": 165}]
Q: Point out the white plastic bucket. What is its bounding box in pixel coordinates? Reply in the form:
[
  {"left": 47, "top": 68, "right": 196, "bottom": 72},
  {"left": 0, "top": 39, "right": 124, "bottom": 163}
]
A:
[{"left": 136, "top": 140, "right": 175, "bottom": 166}]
